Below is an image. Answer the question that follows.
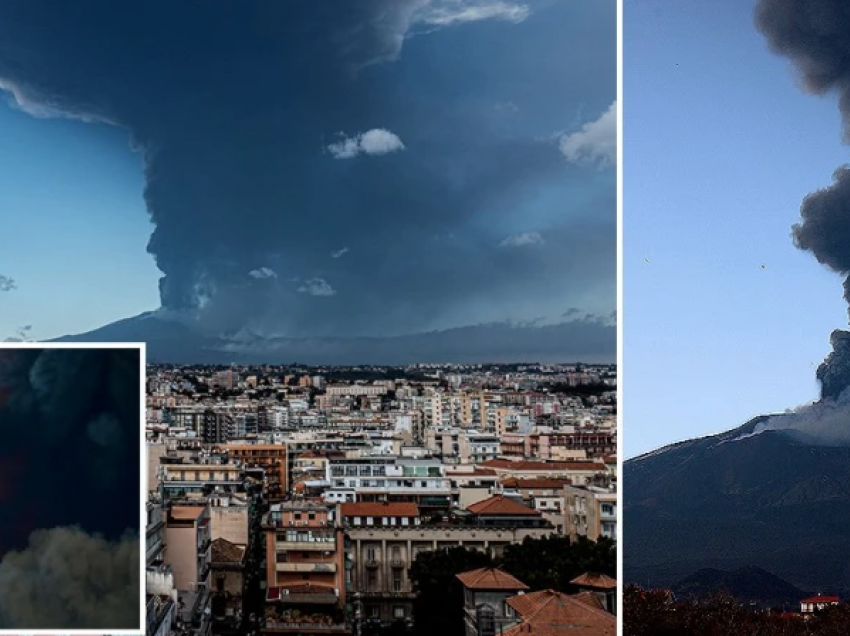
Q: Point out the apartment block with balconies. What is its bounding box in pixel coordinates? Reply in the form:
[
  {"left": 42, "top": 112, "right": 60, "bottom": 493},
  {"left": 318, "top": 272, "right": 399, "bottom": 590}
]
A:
[{"left": 262, "top": 502, "right": 348, "bottom": 634}]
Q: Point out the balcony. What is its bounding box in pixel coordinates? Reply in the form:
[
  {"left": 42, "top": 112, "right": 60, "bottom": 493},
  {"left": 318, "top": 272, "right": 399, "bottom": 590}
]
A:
[
  {"left": 389, "top": 559, "right": 404, "bottom": 568},
  {"left": 276, "top": 541, "right": 336, "bottom": 551},
  {"left": 275, "top": 562, "right": 337, "bottom": 573},
  {"left": 277, "top": 592, "right": 339, "bottom": 605},
  {"left": 364, "top": 560, "right": 379, "bottom": 569}
]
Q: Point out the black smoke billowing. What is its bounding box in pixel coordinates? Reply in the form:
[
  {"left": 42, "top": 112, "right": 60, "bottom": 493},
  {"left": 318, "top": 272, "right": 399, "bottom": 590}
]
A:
[
  {"left": 0, "top": 1, "right": 612, "bottom": 339},
  {"left": 757, "top": 0, "right": 850, "bottom": 399},
  {"left": 0, "top": 347, "right": 140, "bottom": 629}
]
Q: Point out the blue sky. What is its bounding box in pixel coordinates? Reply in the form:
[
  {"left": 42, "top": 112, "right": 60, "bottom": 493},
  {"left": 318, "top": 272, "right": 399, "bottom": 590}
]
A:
[
  {"left": 0, "top": 105, "right": 160, "bottom": 339},
  {"left": 0, "top": 0, "right": 615, "bottom": 359},
  {"left": 625, "top": 0, "right": 850, "bottom": 456}
]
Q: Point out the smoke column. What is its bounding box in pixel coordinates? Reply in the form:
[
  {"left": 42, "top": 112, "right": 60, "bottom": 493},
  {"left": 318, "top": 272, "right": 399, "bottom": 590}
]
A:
[{"left": 757, "top": 0, "right": 850, "bottom": 399}]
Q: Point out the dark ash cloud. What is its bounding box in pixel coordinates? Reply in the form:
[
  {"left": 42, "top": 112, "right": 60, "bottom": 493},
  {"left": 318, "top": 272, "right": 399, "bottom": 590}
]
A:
[
  {"left": 0, "top": 0, "right": 614, "bottom": 341},
  {"left": 0, "top": 348, "right": 140, "bottom": 552},
  {"left": 757, "top": 0, "right": 850, "bottom": 399}
]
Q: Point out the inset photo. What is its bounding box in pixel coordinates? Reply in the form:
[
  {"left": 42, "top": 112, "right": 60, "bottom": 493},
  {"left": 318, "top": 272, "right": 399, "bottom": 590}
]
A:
[
  {"left": 626, "top": 0, "right": 850, "bottom": 632},
  {"left": 0, "top": 343, "right": 144, "bottom": 633}
]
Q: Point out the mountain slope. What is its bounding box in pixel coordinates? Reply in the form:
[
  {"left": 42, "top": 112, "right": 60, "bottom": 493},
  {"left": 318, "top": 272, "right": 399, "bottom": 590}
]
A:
[
  {"left": 625, "top": 418, "right": 850, "bottom": 596},
  {"left": 672, "top": 566, "right": 807, "bottom": 608},
  {"left": 51, "top": 312, "right": 615, "bottom": 364}
]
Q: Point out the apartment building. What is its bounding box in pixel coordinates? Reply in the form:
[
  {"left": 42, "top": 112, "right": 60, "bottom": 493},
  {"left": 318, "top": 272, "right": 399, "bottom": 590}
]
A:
[
  {"left": 262, "top": 502, "right": 348, "bottom": 634},
  {"left": 326, "top": 457, "right": 451, "bottom": 511},
  {"left": 456, "top": 568, "right": 529, "bottom": 636},
  {"left": 562, "top": 485, "right": 617, "bottom": 541},
  {"left": 225, "top": 443, "right": 288, "bottom": 502},
  {"left": 164, "top": 504, "right": 213, "bottom": 636}
]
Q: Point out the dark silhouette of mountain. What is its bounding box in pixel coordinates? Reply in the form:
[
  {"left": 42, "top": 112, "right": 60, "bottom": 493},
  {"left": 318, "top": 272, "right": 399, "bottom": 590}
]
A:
[
  {"left": 51, "top": 312, "right": 615, "bottom": 365},
  {"left": 673, "top": 566, "right": 807, "bottom": 609},
  {"left": 625, "top": 417, "right": 850, "bottom": 596}
]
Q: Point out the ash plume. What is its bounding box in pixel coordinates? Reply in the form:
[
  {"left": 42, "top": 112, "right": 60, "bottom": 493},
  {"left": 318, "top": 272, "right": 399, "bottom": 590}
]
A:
[
  {"left": 757, "top": 0, "right": 850, "bottom": 400},
  {"left": 0, "top": 0, "right": 603, "bottom": 339},
  {"left": 0, "top": 526, "right": 139, "bottom": 629}
]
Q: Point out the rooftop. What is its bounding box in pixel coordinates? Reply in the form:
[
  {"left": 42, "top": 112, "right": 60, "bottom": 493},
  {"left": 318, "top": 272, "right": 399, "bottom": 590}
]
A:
[
  {"left": 570, "top": 572, "right": 617, "bottom": 590},
  {"left": 455, "top": 567, "right": 529, "bottom": 591},
  {"left": 504, "top": 589, "right": 615, "bottom": 636},
  {"left": 466, "top": 495, "right": 541, "bottom": 517}
]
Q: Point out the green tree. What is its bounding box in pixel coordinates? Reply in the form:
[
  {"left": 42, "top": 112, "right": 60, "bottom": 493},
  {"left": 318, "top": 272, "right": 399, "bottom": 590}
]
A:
[
  {"left": 500, "top": 535, "right": 616, "bottom": 592},
  {"left": 409, "top": 546, "right": 494, "bottom": 636}
]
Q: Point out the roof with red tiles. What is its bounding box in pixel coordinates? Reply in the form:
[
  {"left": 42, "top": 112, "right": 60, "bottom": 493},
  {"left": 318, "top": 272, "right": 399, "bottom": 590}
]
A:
[
  {"left": 571, "top": 572, "right": 617, "bottom": 590},
  {"left": 801, "top": 595, "right": 840, "bottom": 604},
  {"left": 466, "top": 495, "right": 541, "bottom": 516},
  {"left": 455, "top": 568, "right": 529, "bottom": 591},
  {"left": 340, "top": 501, "right": 419, "bottom": 518},
  {"left": 503, "top": 589, "right": 615, "bottom": 636}
]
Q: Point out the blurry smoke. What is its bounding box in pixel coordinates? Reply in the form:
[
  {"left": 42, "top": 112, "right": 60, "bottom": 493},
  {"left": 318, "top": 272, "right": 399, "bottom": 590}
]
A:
[
  {"left": 739, "top": 388, "right": 850, "bottom": 447},
  {"left": 756, "top": 0, "right": 850, "bottom": 398},
  {"left": 0, "top": 526, "right": 139, "bottom": 629}
]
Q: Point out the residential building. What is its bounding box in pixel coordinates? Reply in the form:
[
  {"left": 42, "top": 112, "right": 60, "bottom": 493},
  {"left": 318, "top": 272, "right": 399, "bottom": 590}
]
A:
[
  {"left": 456, "top": 568, "right": 529, "bottom": 636},
  {"left": 563, "top": 485, "right": 617, "bottom": 541},
  {"left": 262, "top": 502, "right": 347, "bottom": 634}
]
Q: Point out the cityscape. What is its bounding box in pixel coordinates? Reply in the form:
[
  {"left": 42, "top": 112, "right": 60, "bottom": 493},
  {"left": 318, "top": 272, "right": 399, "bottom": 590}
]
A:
[{"left": 143, "top": 362, "right": 617, "bottom": 636}]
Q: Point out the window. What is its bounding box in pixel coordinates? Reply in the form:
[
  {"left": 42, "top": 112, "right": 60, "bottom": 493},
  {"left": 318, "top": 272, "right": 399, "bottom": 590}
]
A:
[
  {"left": 366, "top": 547, "right": 376, "bottom": 561},
  {"left": 216, "top": 577, "right": 225, "bottom": 593},
  {"left": 391, "top": 546, "right": 401, "bottom": 561},
  {"left": 393, "top": 574, "right": 402, "bottom": 592},
  {"left": 393, "top": 606, "right": 405, "bottom": 619},
  {"left": 370, "top": 606, "right": 380, "bottom": 618}
]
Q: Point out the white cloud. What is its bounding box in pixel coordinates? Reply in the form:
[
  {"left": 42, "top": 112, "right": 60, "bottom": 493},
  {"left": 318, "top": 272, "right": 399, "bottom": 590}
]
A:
[
  {"left": 0, "top": 77, "right": 113, "bottom": 125},
  {"left": 297, "top": 278, "right": 337, "bottom": 297},
  {"left": 559, "top": 100, "right": 617, "bottom": 169},
  {"left": 331, "top": 247, "right": 350, "bottom": 259},
  {"left": 500, "top": 232, "right": 543, "bottom": 247},
  {"left": 248, "top": 267, "right": 277, "bottom": 279},
  {"left": 416, "top": 0, "right": 530, "bottom": 26},
  {"left": 328, "top": 129, "right": 405, "bottom": 159}
]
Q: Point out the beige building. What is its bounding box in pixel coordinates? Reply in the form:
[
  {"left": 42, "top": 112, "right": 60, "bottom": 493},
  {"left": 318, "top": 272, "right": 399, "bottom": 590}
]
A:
[
  {"left": 345, "top": 523, "right": 553, "bottom": 627},
  {"left": 163, "top": 504, "right": 213, "bottom": 636},
  {"left": 562, "top": 485, "right": 617, "bottom": 541}
]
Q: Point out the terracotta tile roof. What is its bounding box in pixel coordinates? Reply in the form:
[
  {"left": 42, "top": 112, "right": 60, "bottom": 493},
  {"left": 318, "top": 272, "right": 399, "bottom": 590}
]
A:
[
  {"left": 455, "top": 567, "right": 529, "bottom": 591},
  {"left": 571, "top": 572, "right": 617, "bottom": 590},
  {"left": 801, "top": 595, "right": 840, "bottom": 603},
  {"left": 574, "top": 592, "right": 606, "bottom": 610},
  {"left": 466, "top": 495, "right": 541, "bottom": 517},
  {"left": 340, "top": 501, "right": 419, "bottom": 518},
  {"left": 479, "top": 459, "right": 606, "bottom": 472},
  {"left": 504, "top": 589, "right": 615, "bottom": 636},
  {"left": 211, "top": 537, "right": 246, "bottom": 564}
]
